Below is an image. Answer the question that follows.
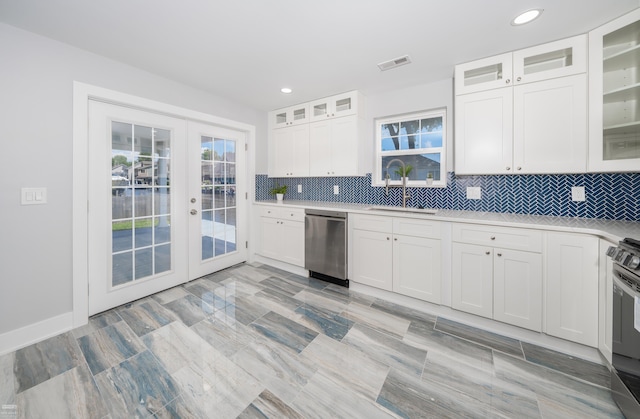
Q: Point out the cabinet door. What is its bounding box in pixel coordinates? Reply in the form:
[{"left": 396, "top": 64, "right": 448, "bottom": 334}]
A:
[
  {"left": 599, "top": 240, "right": 615, "bottom": 364},
  {"left": 279, "top": 220, "right": 305, "bottom": 267},
  {"left": 393, "top": 235, "right": 441, "bottom": 304},
  {"left": 308, "top": 120, "right": 332, "bottom": 176},
  {"left": 513, "top": 35, "right": 587, "bottom": 85},
  {"left": 455, "top": 53, "right": 513, "bottom": 95},
  {"left": 493, "top": 249, "right": 542, "bottom": 331},
  {"left": 588, "top": 8, "right": 640, "bottom": 172},
  {"left": 271, "top": 104, "right": 309, "bottom": 128},
  {"left": 269, "top": 124, "right": 309, "bottom": 177},
  {"left": 455, "top": 88, "right": 513, "bottom": 174},
  {"left": 309, "top": 91, "right": 358, "bottom": 122},
  {"left": 546, "top": 233, "right": 599, "bottom": 347},
  {"left": 329, "top": 115, "right": 358, "bottom": 176},
  {"left": 513, "top": 74, "right": 587, "bottom": 173},
  {"left": 351, "top": 229, "right": 393, "bottom": 291},
  {"left": 451, "top": 242, "right": 493, "bottom": 318},
  {"left": 259, "top": 217, "right": 280, "bottom": 260}
]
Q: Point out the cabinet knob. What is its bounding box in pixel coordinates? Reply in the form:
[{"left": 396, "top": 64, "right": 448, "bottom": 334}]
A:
[
  {"left": 506, "top": 166, "right": 511, "bottom": 171},
  {"left": 386, "top": 237, "right": 390, "bottom": 240},
  {"left": 517, "top": 77, "right": 522, "bottom": 82},
  {"left": 485, "top": 251, "right": 491, "bottom": 255},
  {"left": 394, "top": 238, "right": 398, "bottom": 241},
  {"left": 491, "top": 236, "right": 496, "bottom": 240},
  {"left": 497, "top": 253, "right": 503, "bottom": 257},
  {"left": 506, "top": 79, "right": 511, "bottom": 84},
  {"left": 517, "top": 167, "right": 522, "bottom": 171}
]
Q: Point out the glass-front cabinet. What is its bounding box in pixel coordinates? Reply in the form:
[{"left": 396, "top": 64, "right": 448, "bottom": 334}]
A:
[
  {"left": 589, "top": 8, "right": 640, "bottom": 172},
  {"left": 271, "top": 103, "right": 309, "bottom": 129},
  {"left": 309, "top": 91, "right": 359, "bottom": 122}
]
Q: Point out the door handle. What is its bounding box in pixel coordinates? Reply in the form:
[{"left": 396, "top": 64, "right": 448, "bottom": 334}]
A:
[{"left": 190, "top": 209, "right": 198, "bottom": 215}]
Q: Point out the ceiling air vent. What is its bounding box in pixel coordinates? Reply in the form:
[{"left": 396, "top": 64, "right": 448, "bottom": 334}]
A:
[{"left": 377, "top": 55, "right": 412, "bottom": 71}]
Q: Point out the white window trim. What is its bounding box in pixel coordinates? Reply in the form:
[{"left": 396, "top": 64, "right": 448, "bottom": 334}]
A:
[{"left": 373, "top": 108, "right": 447, "bottom": 188}]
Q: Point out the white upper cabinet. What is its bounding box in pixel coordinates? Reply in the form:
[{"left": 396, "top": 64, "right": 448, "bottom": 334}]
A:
[
  {"left": 269, "top": 124, "right": 309, "bottom": 177},
  {"left": 512, "top": 73, "right": 588, "bottom": 173},
  {"left": 513, "top": 36, "right": 587, "bottom": 85},
  {"left": 309, "top": 91, "right": 360, "bottom": 122},
  {"left": 455, "top": 53, "right": 513, "bottom": 95},
  {"left": 589, "top": 8, "right": 640, "bottom": 172},
  {"left": 456, "top": 35, "right": 586, "bottom": 95},
  {"left": 455, "top": 87, "right": 513, "bottom": 174},
  {"left": 271, "top": 104, "right": 310, "bottom": 128},
  {"left": 455, "top": 34, "right": 588, "bottom": 175},
  {"left": 268, "top": 90, "right": 365, "bottom": 178}
]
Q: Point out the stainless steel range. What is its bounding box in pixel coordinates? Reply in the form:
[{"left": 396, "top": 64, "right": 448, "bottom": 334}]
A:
[{"left": 607, "top": 238, "right": 640, "bottom": 418}]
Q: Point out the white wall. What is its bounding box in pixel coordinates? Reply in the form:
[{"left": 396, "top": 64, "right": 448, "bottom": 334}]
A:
[{"left": 0, "top": 23, "right": 266, "bottom": 337}]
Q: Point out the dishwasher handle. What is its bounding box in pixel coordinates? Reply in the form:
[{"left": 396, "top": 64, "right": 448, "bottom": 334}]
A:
[{"left": 305, "top": 209, "right": 347, "bottom": 219}]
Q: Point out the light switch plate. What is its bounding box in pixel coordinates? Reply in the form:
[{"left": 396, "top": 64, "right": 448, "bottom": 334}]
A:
[
  {"left": 21, "top": 187, "right": 47, "bottom": 205},
  {"left": 571, "top": 186, "right": 585, "bottom": 202},
  {"left": 297, "top": 184, "right": 302, "bottom": 193},
  {"left": 466, "top": 187, "right": 481, "bottom": 200},
  {"left": 333, "top": 185, "right": 339, "bottom": 195}
]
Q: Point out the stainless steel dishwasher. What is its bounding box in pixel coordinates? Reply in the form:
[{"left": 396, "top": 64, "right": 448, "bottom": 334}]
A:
[{"left": 304, "top": 209, "right": 348, "bottom": 287}]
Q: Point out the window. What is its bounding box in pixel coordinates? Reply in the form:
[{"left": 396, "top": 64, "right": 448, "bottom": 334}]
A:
[{"left": 374, "top": 108, "right": 446, "bottom": 187}]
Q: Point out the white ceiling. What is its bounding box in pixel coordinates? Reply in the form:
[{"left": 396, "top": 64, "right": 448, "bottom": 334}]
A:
[{"left": 1, "top": 0, "right": 639, "bottom": 112}]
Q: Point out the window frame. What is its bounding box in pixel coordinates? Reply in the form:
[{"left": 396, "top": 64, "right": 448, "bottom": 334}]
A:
[{"left": 373, "top": 108, "right": 447, "bottom": 188}]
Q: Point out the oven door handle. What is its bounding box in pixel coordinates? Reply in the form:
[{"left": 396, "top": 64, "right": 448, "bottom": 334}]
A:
[{"left": 613, "top": 269, "right": 640, "bottom": 299}]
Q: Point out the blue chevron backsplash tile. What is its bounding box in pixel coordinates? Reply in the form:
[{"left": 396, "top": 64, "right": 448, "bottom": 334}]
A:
[{"left": 256, "top": 172, "right": 640, "bottom": 221}]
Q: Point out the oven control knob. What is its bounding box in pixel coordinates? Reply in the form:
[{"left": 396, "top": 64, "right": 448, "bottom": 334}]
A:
[
  {"left": 624, "top": 255, "right": 640, "bottom": 270},
  {"left": 606, "top": 246, "right": 617, "bottom": 257},
  {"left": 615, "top": 250, "right": 629, "bottom": 263}
]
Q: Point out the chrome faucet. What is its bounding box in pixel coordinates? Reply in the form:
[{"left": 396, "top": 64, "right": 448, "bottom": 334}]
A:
[{"left": 384, "top": 158, "right": 410, "bottom": 208}]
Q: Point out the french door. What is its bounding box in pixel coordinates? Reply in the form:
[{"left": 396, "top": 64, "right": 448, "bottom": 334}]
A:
[{"left": 87, "top": 101, "right": 246, "bottom": 315}]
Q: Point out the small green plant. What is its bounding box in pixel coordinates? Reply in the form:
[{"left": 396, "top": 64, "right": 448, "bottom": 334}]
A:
[
  {"left": 269, "top": 184, "right": 287, "bottom": 195},
  {"left": 394, "top": 164, "right": 413, "bottom": 178},
  {"left": 427, "top": 172, "right": 433, "bottom": 179}
]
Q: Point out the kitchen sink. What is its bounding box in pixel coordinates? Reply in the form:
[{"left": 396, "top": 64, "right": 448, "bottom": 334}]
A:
[{"left": 367, "top": 206, "right": 438, "bottom": 215}]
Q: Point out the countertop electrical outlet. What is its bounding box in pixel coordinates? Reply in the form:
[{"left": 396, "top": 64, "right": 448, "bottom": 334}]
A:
[
  {"left": 297, "top": 184, "right": 302, "bottom": 193},
  {"left": 333, "top": 185, "right": 339, "bottom": 195},
  {"left": 466, "top": 187, "right": 481, "bottom": 200},
  {"left": 572, "top": 186, "right": 586, "bottom": 202}
]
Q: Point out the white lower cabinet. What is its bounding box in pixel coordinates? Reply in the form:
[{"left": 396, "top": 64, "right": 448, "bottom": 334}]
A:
[
  {"left": 350, "top": 214, "right": 441, "bottom": 304},
  {"left": 451, "top": 242, "right": 494, "bottom": 318},
  {"left": 452, "top": 224, "right": 543, "bottom": 332},
  {"left": 258, "top": 206, "right": 305, "bottom": 267},
  {"left": 351, "top": 228, "right": 393, "bottom": 291},
  {"left": 545, "top": 232, "right": 599, "bottom": 347},
  {"left": 599, "top": 240, "right": 615, "bottom": 364}
]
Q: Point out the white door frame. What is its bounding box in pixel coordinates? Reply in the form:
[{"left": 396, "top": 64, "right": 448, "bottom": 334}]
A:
[{"left": 72, "top": 81, "right": 256, "bottom": 328}]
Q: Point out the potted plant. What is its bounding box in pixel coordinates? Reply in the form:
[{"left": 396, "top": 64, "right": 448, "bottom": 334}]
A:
[
  {"left": 394, "top": 164, "right": 413, "bottom": 182},
  {"left": 426, "top": 172, "right": 434, "bottom": 186},
  {"left": 270, "top": 184, "right": 287, "bottom": 201}
]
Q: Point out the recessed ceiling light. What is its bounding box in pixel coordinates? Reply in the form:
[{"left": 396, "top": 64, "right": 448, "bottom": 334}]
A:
[
  {"left": 280, "top": 87, "right": 292, "bottom": 94},
  {"left": 511, "top": 9, "right": 543, "bottom": 26}
]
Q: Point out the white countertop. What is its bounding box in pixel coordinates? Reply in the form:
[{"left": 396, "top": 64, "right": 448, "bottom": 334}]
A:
[{"left": 255, "top": 200, "right": 640, "bottom": 243}]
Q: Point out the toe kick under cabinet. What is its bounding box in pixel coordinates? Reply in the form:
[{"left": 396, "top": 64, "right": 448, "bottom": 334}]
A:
[
  {"left": 349, "top": 214, "right": 442, "bottom": 304},
  {"left": 452, "top": 223, "right": 543, "bottom": 332}
]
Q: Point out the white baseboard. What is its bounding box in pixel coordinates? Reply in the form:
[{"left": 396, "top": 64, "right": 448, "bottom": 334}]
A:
[{"left": 0, "top": 312, "right": 74, "bottom": 356}]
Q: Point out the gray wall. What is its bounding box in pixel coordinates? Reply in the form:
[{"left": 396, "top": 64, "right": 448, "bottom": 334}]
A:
[{"left": 0, "top": 23, "right": 266, "bottom": 335}]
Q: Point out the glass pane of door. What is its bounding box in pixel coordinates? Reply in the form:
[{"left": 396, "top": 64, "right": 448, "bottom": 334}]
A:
[
  {"left": 111, "top": 121, "right": 172, "bottom": 287},
  {"left": 200, "top": 136, "right": 237, "bottom": 260}
]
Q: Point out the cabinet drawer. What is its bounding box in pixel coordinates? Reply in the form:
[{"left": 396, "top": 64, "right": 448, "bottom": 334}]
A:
[
  {"left": 259, "top": 206, "right": 305, "bottom": 222},
  {"left": 393, "top": 217, "right": 441, "bottom": 239},
  {"left": 350, "top": 214, "right": 392, "bottom": 233},
  {"left": 453, "top": 223, "right": 542, "bottom": 252}
]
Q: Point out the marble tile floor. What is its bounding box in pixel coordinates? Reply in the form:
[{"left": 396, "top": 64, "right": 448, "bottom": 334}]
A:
[{"left": 0, "top": 263, "right": 624, "bottom": 418}]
